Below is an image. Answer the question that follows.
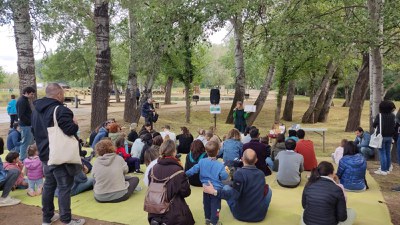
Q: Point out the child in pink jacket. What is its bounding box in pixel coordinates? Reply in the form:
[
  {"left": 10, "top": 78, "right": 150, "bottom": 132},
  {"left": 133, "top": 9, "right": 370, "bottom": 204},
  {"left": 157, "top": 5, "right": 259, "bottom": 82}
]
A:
[
  {"left": 3, "top": 152, "right": 27, "bottom": 189},
  {"left": 23, "top": 144, "right": 43, "bottom": 196}
]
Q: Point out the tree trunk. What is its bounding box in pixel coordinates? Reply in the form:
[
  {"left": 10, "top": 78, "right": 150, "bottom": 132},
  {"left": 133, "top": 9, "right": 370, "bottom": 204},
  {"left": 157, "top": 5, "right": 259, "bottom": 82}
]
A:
[
  {"left": 318, "top": 70, "right": 340, "bottom": 122},
  {"left": 282, "top": 80, "right": 296, "bottom": 121},
  {"left": 10, "top": 0, "right": 37, "bottom": 96},
  {"left": 342, "top": 86, "right": 351, "bottom": 107},
  {"left": 91, "top": 0, "right": 111, "bottom": 130},
  {"left": 139, "top": 67, "right": 157, "bottom": 109},
  {"left": 226, "top": 16, "right": 246, "bottom": 124},
  {"left": 345, "top": 53, "right": 370, "bottom": 132},
  {"left": 184, "top": 83, "right": 192, "bottom": 123},
  {"left": 312, "top": 81, "right": 330, "bottom": 123},
  {"left": 123, "top": 7, "right": 140, "bottom": 123},
  {"left": 247, "top": 65, "right": 275, "bottom": 126},
  {"left": 113, "top": 80, "right": 121, "bottom": 103},
  {"left": 164, "top": 76, "right": 173, "bottom": 105},
  {"left": 302, "top": 60, "right": 337, "bottom": 123},
  {"left": 368, "top": 0, "right": 384, "bottom": 132},
  {"left": 275, "top": 65, "right": 288, "bottom": 122}
]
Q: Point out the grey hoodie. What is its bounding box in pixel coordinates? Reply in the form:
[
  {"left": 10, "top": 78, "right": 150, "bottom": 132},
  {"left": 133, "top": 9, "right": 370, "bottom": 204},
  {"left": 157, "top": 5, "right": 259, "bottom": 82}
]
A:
[{"left": 92, "top": 153, "right": 129, "bottom": 195}]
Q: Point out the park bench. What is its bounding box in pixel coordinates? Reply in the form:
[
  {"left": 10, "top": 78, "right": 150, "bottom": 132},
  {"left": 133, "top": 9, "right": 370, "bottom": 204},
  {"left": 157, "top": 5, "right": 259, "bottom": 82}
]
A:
[{"left": 64, "top": 96, "right": 81, "bottom": 105}]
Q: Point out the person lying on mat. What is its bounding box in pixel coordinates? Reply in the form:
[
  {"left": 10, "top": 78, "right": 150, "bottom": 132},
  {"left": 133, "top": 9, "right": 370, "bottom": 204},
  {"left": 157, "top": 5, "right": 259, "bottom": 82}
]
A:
[{"left": 203, "top": 149, "right": 272, "bottom": 222}]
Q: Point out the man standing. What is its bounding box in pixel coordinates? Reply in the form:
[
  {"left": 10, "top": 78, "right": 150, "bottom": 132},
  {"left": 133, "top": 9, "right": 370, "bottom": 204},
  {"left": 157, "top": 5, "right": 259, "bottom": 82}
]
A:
[
  {"left": 276, "top": 139, "right": 304, "bottom": 188},
  {"left": 16, "top": 86, "right": 35, "bottom": 161},
  {"left": 354, "top": 127, "right": 374, "bottom": 159},
  {"left": 141, "top": 98, "right": 155, "bottom": 128},
  {"left": 295, "top": 129, "right": 317, "bottom": 171},
  {"left": 31, "top": 83, "right": 85, "bottom": 225},
  {"left": 203, "top": 149, "right": 272, "bottom": 222},
  {"left": 243, "top": 128, "right": 271, "bottom": 176}
]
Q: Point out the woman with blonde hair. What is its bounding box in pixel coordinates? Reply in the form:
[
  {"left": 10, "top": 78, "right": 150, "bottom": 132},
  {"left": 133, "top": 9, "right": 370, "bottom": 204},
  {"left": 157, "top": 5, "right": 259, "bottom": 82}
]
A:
[
  {"left": 217, "top": 128, "right": 243, "bottom": 163},
  {"left": 147, "top": 140, "right": 195, "bottom": 225}
]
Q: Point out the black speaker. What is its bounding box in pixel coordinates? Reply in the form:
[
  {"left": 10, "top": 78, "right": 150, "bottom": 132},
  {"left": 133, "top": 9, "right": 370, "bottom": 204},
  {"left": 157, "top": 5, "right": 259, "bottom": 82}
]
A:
[{"left": 210, "top": 89, "right": 220, "bottom": 104}]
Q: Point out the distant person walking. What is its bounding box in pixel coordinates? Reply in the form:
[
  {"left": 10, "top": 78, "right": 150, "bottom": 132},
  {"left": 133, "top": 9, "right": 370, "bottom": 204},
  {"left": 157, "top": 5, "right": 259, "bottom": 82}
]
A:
[
  {"left": 233, "top": 101, "right": 249, "bottom": 133},
  {"left": 7, "top": 94, "right": 18, "bottom": 129},
  {"left": 16, "top": 86, "right": 35, "bottom": 161}
]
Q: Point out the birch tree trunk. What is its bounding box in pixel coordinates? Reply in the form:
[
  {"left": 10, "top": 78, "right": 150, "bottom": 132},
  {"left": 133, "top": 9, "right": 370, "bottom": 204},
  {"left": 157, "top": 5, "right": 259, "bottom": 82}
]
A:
[
  {"left": 91, "top": 0, "right": 111, "bottom": 130},
  {"left": 10, "top": 0, "right": 37, "bottom": 96},
  {"left": 164, "top": 76, "right": 173, "bottom": 105},
  {"left": 318, "top": 71, "right": 340, "bottom": 122},
  {"left": 345, "top": 53, "right": 370, "bottom": 132},
  {"left": 282, "top": 80, "right": 296, "bottom": 121},
  {"left": 124, "top": 7, "right": 140, "bottom": 123},
  {"left": 226, "top": 16, "right": 246, "bottom": 124},
  {"left": 247, "top": 65, "right": 275, "bottom": 126},
  {"left": 368, "top": 0, "right": 384, "bottom": 132},
  {"left": 302, "top": 60, "right": 337, "bottom": 123},
  {"left": 342, "top": 86, "right": 351, "bottom": 107}
]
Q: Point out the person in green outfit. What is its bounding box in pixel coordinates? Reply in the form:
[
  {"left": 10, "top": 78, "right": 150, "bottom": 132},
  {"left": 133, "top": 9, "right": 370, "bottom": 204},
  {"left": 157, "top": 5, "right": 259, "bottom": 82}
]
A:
[{"left": 233, "top": 101, "right": 249, "bottom": 133}]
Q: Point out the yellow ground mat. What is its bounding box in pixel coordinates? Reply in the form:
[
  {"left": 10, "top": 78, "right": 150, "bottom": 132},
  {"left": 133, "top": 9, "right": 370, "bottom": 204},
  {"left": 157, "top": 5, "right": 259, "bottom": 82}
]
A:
[{"left": 6, "top": 156, "right": 392, "bottom": 225}]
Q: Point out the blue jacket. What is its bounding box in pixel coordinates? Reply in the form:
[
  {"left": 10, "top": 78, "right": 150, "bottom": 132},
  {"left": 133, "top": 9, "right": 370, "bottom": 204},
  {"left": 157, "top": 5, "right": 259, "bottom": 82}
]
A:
[
  {"left": 0, "top": 158, "right": 7, "bottom": 183},
  {"left": 286, "top": 136, "right": 299, "bottom": 142},
  {"left": 337, "top": 154, "right": 366, "bottom": 191},
  {"left": 354, "top": 132, "right": 372, "bottom": 149},
  {"left": 218, "top": 165, "right": 269, "bottom": 222},
  {"left": 7, "top": 128, "right": 22, "bottom": 151},
  {"left": 91, "top": 127, "right": 108, "bottom": 149},
  {"left": 7, "top": 99, "right": 17, "bottom": 115},
  {"left": 141, "top": 102, "right": 154, "bottom": 118},
  {"left": 185, "top": 157, "right": 228, "bottom": 190},
  {"left": 218, "top": 139, "right": 243, "bottom": 162}
]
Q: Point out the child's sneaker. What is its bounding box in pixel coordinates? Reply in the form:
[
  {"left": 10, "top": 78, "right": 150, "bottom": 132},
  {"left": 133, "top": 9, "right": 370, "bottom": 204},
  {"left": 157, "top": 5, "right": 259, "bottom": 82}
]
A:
[
  {"left": 42, "top": 213, "right": 60, "bottom": 225},
  {"left": 0, "top": 196, "right": 21, "bottom": 207},
  {"left": 27, "top": 188, "right": 36, "bottom": 197}
]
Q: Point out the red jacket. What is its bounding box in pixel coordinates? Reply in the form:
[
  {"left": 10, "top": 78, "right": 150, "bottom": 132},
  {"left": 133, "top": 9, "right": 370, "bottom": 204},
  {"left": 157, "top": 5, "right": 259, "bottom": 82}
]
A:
[
  {"left": 116, "top": 147, "right": 130, "bottom": 161},
  {"left": 295, "top": 139, "right": 317, "bottom": 171}
]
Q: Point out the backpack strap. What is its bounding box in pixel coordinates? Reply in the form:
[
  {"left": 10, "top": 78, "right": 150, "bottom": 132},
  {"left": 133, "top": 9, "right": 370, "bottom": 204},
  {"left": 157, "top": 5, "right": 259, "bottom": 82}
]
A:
[{"left": 150, "top": 168, "right": 184, "bottom": 184}]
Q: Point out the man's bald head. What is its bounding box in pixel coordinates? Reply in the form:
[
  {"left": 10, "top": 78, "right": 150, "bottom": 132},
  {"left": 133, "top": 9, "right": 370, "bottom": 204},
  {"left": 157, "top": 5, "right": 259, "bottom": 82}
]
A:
[
  {"left": 46, "top": 83, "right": 64, "bottom": 102},
  {"left": 243, "top": 148, "right": 257, "bottom": 166}
]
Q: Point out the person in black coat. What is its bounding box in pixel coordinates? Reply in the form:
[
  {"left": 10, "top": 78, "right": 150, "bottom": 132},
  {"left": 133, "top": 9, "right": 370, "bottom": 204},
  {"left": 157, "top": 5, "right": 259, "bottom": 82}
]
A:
[
  {"left": 141, "top": 98, "right": 155, "bottom": 128},
  {"left": 176, "top": 127, "right": 194, "bottom": 154},
  {"left": 301, "top": 161, "right": 356, "bottom": 225},
  {"left": 147, "top": 140, "right": 195, "bottom": 225}
]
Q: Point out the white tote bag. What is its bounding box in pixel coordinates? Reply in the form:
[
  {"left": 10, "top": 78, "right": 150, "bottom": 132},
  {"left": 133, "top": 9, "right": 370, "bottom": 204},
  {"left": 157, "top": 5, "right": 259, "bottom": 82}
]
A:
[
  {"left": 369, "top": 113, "right": 383, "bottom": 149},
  {"left": 47, "top": 106, "right": 81, "bottom": 165}
]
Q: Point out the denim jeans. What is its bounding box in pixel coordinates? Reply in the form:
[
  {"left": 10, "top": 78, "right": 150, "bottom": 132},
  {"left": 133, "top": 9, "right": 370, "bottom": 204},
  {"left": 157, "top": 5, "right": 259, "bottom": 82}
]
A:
[
  {"left": 397, "top": 134, "right": 400, "bottom": 165},
  {"left": 19, "top": 126, "right": 34, "bottom": 161},
  {"left": 71, "top": 178, "right": 93, "bottom": 196},
  {"left": 0, "top": 169, "right": 20, "bottom": 198},
  {"left": 28, "top": 178, "right": 43, "bottom": 191},
  {"left": 379, "top": 137, "right": 392, "bottom": 172},
  {"left": 42, "top": 163, "right": 74, "bottom": 224},
  {"left": 359, "top": 147, "right": 374, "bottom": 160},
  {"left": 203, "top": 192, "right": 221, "bottom": 224},
  {"left": 266, "top": 157, "right": 274, "bottom": 169}
]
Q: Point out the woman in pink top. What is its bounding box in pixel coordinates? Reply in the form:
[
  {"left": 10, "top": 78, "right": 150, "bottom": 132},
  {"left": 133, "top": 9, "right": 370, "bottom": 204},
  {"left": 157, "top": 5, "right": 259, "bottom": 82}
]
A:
[
  {"left": 23, "top": 144, "right": 43, "bottom": 196},
  {"left": 3, "top": 152, "right": 28, "bottom": 188}
]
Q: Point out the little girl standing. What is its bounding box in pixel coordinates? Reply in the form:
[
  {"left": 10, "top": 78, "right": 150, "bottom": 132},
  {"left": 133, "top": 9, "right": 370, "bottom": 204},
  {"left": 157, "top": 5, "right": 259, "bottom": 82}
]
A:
[{"left": 23, "top": 144, "right": 43, "bottom": 196}]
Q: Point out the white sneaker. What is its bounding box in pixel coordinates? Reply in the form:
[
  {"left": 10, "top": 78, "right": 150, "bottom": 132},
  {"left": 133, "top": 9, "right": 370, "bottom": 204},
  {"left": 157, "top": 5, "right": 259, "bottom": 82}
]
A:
[
  {"left": 42, "top": 213, "right": 60, "bottom": 225},
  {"left": 389, "top": 164, "right": 393, "bottom": 172},
  {"left": 66, "top": 218, "right": 86, "bottom": 225},
  {"left": 374, "top": 170, "right": 388, "bottom": 175},
  {"left": 0, "top": 196, "right": 21, "bottom": 207}
]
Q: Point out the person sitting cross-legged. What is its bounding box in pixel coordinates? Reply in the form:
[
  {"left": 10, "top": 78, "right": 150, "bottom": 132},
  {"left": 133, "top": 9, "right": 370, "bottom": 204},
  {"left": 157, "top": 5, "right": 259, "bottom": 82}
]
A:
[
  {"left": 295, "top": 129, "right": 317, "bottom": 171},
  {"left": 243, "top": 128, "right": 271, "bottom": 176},
  {"left": 203, "top": 148, "right": 272, "bottom": 222},
  {"left": 92, "top": 140, "right": 139, "bottom": 203},
  {"left": 276, "top": 139, "right": 304, "bottom": 188},
  {"left": 0, "top": 137, "right": 21, "bottom": 207}
]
